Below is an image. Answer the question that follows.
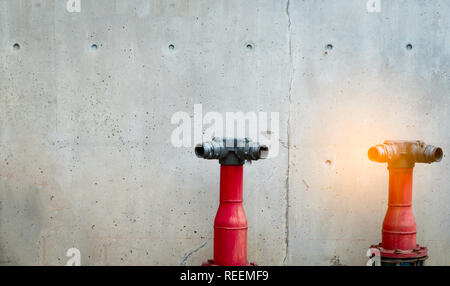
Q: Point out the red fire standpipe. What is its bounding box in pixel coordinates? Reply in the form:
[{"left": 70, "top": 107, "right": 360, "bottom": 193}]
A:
[
  {"left": 368, "top": 140, "right": 443, "bottom": 266},
  {"left": 195, "top": 138, "right": 269, "bottom": 266}
]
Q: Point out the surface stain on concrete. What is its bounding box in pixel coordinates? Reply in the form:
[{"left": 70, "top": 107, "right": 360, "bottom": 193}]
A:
[
  {"left": 302, "top": 179, "right": 309, "bottom": 191},
  {"left": 330, "top": 255, "right": 344, "bottom": 266}
]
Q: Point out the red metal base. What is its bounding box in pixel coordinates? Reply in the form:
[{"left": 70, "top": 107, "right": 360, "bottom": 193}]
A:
[
  {"left": 370, "top": 243, "right": 428, "bottom": 259},
  {"left": 202, "top": 260, "right": 257, "bottom": 266}
]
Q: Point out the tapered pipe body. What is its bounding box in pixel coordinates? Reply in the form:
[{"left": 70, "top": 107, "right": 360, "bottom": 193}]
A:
[
  {"left": 214, "top": 165, "right": 248, "bottom": 266},
  {"left": 382, "top": 168, "right": 416, "bottom": 250}
]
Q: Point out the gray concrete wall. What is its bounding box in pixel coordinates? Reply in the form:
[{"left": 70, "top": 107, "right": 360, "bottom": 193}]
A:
[{"left": 0, "top": 0, "right": 449, "bottom": 265}]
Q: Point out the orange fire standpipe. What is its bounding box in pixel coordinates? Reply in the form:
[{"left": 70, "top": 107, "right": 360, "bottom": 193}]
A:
[{"left": 368, "top": 140, "right": 443, "bottom": 266}]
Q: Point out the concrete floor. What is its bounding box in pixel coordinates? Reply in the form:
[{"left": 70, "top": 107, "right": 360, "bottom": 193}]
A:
[{"left": 0, "top": 0, "right": 449, "bottom": 265}]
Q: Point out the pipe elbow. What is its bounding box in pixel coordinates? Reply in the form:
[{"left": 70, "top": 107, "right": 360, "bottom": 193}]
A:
[
  {"left": 195, "top": 141, "right": 219, "bottom": 159},
  {"left": 418, "top": 145, "right": 443, "bottom": 163},
  {"left": 368, "top": 145, "right": 388, "bottom": 162},
  {"left": 258, "top": 145, "right": 269, "bottom": 159},
  {"left": 247, "top": 144, "right": 269, "bottom": 160},
  {"left": 195, "top": 143, "right": 206, "bottom": 158}
]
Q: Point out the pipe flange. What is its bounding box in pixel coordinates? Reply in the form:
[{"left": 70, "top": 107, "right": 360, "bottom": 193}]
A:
[
  {"left": 202, "top": 260, "right": 257, "bottom": 266},
  {"left": 370, "top": 243, "right": 428, "bottom": 259}
]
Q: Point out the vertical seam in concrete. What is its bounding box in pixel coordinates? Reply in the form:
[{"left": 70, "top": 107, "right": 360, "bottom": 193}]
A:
[
  {"left": 52, "top": 2, "right": 58, "bottom": 137},
  {"left": 283, "top": 0, "right": 293, "bottom": 266}
]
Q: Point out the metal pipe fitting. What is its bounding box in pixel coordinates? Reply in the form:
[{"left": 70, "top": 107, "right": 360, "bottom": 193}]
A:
[
  {"left": 195, "top": 137, "right": 268, "bottom": 165},
  {"left": 368, "top": 140, "right": 443, "bottom": 168}
]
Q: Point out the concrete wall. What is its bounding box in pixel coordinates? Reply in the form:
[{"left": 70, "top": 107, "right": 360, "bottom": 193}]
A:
[{"left": 0, "top": 0, "right": 448, "bottom": 265}]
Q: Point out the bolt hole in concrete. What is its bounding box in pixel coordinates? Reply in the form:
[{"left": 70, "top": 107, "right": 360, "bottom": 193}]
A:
[
  {"left": 13, "top": 43, "right": 20, "bottom": 50},
  {"left": 326, "top": 44, "right": 333, "bottom": 50},
  {"left": 406, "top": 43, "right": 413, "bottom": 50},
  {"left": 91, "top": 44, "right": 98, "bottom": 51},
  {"left": 168, "top": 44, "right": 175, "bottom": 50},
  {"left": 246, "top": 44, "right": 253, "bottom": 51},
  {"left": 325, "top": 160, "right": 332, "bottom": 166}
]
